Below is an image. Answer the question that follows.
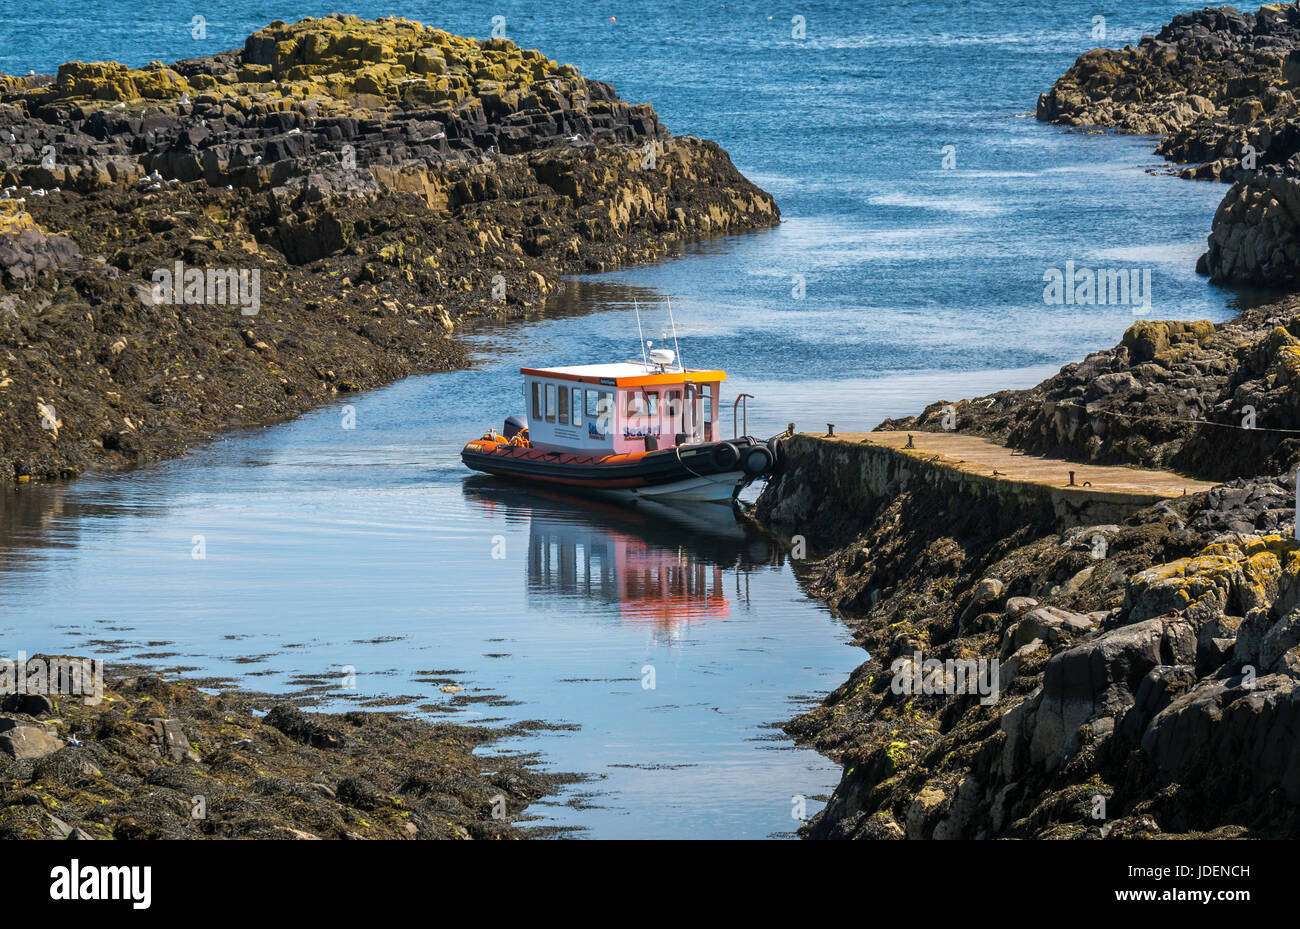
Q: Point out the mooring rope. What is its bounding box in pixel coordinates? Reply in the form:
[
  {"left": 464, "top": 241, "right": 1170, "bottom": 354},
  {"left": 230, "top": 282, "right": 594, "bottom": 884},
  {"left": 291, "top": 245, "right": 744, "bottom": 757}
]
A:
[{"left": 1041, "top": 399, "right": 1300, "bottom": 436}]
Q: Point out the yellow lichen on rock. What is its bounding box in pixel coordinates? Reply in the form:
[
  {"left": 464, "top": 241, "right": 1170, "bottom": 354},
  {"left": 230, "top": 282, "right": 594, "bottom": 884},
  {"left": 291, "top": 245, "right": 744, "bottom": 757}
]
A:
[
  {"left": 2, "top": 14, "right": 594, "bottom": 125},
  {"left": 1262, "top": 325, "right": 1300, "bottom": 387},
  {"left": 0, "top": 201, "right": 36, "bottom": 235},
  {"left": 239, "top": 15, "right": 569, "bottom": 109},
  {"left": 1121, "top": 318, "right": 1216, "bottom": 363},
  {"left": 1129, "top": 534, "right": 1300, "bottom": 618},
  {"left": 53, "top": 60, "right": 190, "bottom": 102}
]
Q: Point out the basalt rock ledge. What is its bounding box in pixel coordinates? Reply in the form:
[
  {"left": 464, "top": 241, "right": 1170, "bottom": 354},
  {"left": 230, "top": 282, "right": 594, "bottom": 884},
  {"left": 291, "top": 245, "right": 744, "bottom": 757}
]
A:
[
  {"left": 0, "top": 14, "right": 778, "bottom": 486},
  {"left": 1038, "top": 2, "right": 1300, "bottom": 285},
  {"left": 755, "top": 2, "right": 1300, "bottom": 840}
]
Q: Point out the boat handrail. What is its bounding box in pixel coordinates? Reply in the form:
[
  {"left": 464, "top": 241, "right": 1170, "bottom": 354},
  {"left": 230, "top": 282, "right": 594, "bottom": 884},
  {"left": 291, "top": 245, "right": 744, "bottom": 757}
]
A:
[{"left": 733, "top": 393, "right": 754, "bottom": 439}]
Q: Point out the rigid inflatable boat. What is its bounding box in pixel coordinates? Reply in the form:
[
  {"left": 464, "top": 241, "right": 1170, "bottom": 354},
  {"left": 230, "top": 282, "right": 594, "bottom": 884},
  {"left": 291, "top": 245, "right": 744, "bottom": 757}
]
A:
[{"left": 461, "top": 350, "right": 777, "bottom": 503}]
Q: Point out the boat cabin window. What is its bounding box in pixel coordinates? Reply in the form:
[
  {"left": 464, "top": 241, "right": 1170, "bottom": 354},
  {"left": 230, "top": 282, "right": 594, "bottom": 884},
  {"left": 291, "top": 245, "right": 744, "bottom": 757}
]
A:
[
  {"left": 572, "top": 389, "right": 583, "bottom": 427},
  {"left": 531, "top": 381, "right": 542, "bottom": 421},
  {"left": 587, "top": 390, "right": 612, "bottom": 438},
  {"left": 625, "top": 390, "right": 660, "bottom": 436},
  {"left": 545, "top": 383, "right": 557, "bottom": 423},
  {"left": 558, "top": 385, "right": 569, "bottom": 425},
  {"left": 702, "top": 385, "right": 713, "bottom": 441},
  {"left": 665, "top": 389, "right": 682, "bottom": 435}
]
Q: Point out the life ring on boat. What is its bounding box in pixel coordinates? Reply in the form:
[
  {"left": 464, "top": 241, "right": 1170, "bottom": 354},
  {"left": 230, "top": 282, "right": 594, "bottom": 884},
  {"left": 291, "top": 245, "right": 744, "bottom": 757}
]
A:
[
  {"left": 711, "top": 441, "right": 741, "bottom": 471},
  {"left": 741, "top": 444, "right": 774, "bottom": 476},
  {"left": 509, "top": 432, "right": 531, "bottom": 447}
]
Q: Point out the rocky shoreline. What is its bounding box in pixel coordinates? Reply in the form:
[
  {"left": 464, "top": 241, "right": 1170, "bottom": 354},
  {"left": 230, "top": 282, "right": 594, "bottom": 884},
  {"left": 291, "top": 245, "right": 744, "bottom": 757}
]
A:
[
  {"left": 761, "top": 438, "right": 1300, "bottom": 838},
  {"left": 0, "top": 665, "right": 572, "bottom": 839},
  {"left": 1037, "top": 2, "right": 1300, "bottom": 285},
  {"left": 0, "top": 15, "right": 775, "bottom": 842},
  {"left": 0, "top": 14, "right": 777, "bottom": 486},
  {"left": 758, "top": 3, "right": 1300, "bottom": 839}
]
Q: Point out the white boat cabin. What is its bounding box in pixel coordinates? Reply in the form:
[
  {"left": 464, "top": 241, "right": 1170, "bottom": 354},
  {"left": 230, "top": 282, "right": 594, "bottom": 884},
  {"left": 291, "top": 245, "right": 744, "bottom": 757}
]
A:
[{"left": 519, "top": 357, "right": 725, "bottom": 454}]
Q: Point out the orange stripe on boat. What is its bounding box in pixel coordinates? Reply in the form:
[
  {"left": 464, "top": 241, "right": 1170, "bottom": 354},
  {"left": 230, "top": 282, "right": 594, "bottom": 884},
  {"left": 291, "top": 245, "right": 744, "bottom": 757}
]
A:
[{"left": 518, "top": 367, "right": 726, "bottom": 388}]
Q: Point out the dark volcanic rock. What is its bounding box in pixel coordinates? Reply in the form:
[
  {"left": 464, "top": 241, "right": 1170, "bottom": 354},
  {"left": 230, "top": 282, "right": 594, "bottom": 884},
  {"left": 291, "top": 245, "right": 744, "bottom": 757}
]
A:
[
  {"left": 1037, "top": 4, "right": 1300, "bottom": 284},
  {"left": 0, "top": 717, "right": 65, "bottom": 760},
  {"left": 0, "top": 15, "right": 778, "bottom": 487},
  {"left": 881, "top": 302, "right": 1300, "bottom": 482},
  {"left": 0, "top": 225, "right": 80, "bottom": 285},
  {"left": 746, "top": 1, "right": 1300, "bottom": 843},
  {"left": 761, "top": 435, "right": 1300, "bottom": 839},
  {"left": 265, "top": 703, "right": 354, "bottom": 750},
  {"left": 0, "top": 672, "right": 571, "bottom": 839}
]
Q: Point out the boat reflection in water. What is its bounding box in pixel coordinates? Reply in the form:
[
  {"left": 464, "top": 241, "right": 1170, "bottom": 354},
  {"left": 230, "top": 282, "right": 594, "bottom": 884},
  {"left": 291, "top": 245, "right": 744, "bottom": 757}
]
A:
[{"left": 461, "top": 479, "right": 779, "bottom": 638}]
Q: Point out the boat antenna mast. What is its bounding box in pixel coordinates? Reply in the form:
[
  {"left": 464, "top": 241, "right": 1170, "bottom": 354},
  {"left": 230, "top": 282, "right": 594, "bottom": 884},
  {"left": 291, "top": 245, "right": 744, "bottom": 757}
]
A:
[
  {"left": 667, "top": 296, "right": 683, "bottom": 372},
  {"left": 634, "top": 299, "right": 649, "bottom": 368}
]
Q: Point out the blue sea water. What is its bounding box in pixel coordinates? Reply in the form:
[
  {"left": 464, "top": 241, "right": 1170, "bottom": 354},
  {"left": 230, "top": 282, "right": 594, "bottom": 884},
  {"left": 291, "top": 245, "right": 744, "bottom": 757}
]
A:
[{"left": 0, "top": 1, "right": 1260, "bottom": 837}]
